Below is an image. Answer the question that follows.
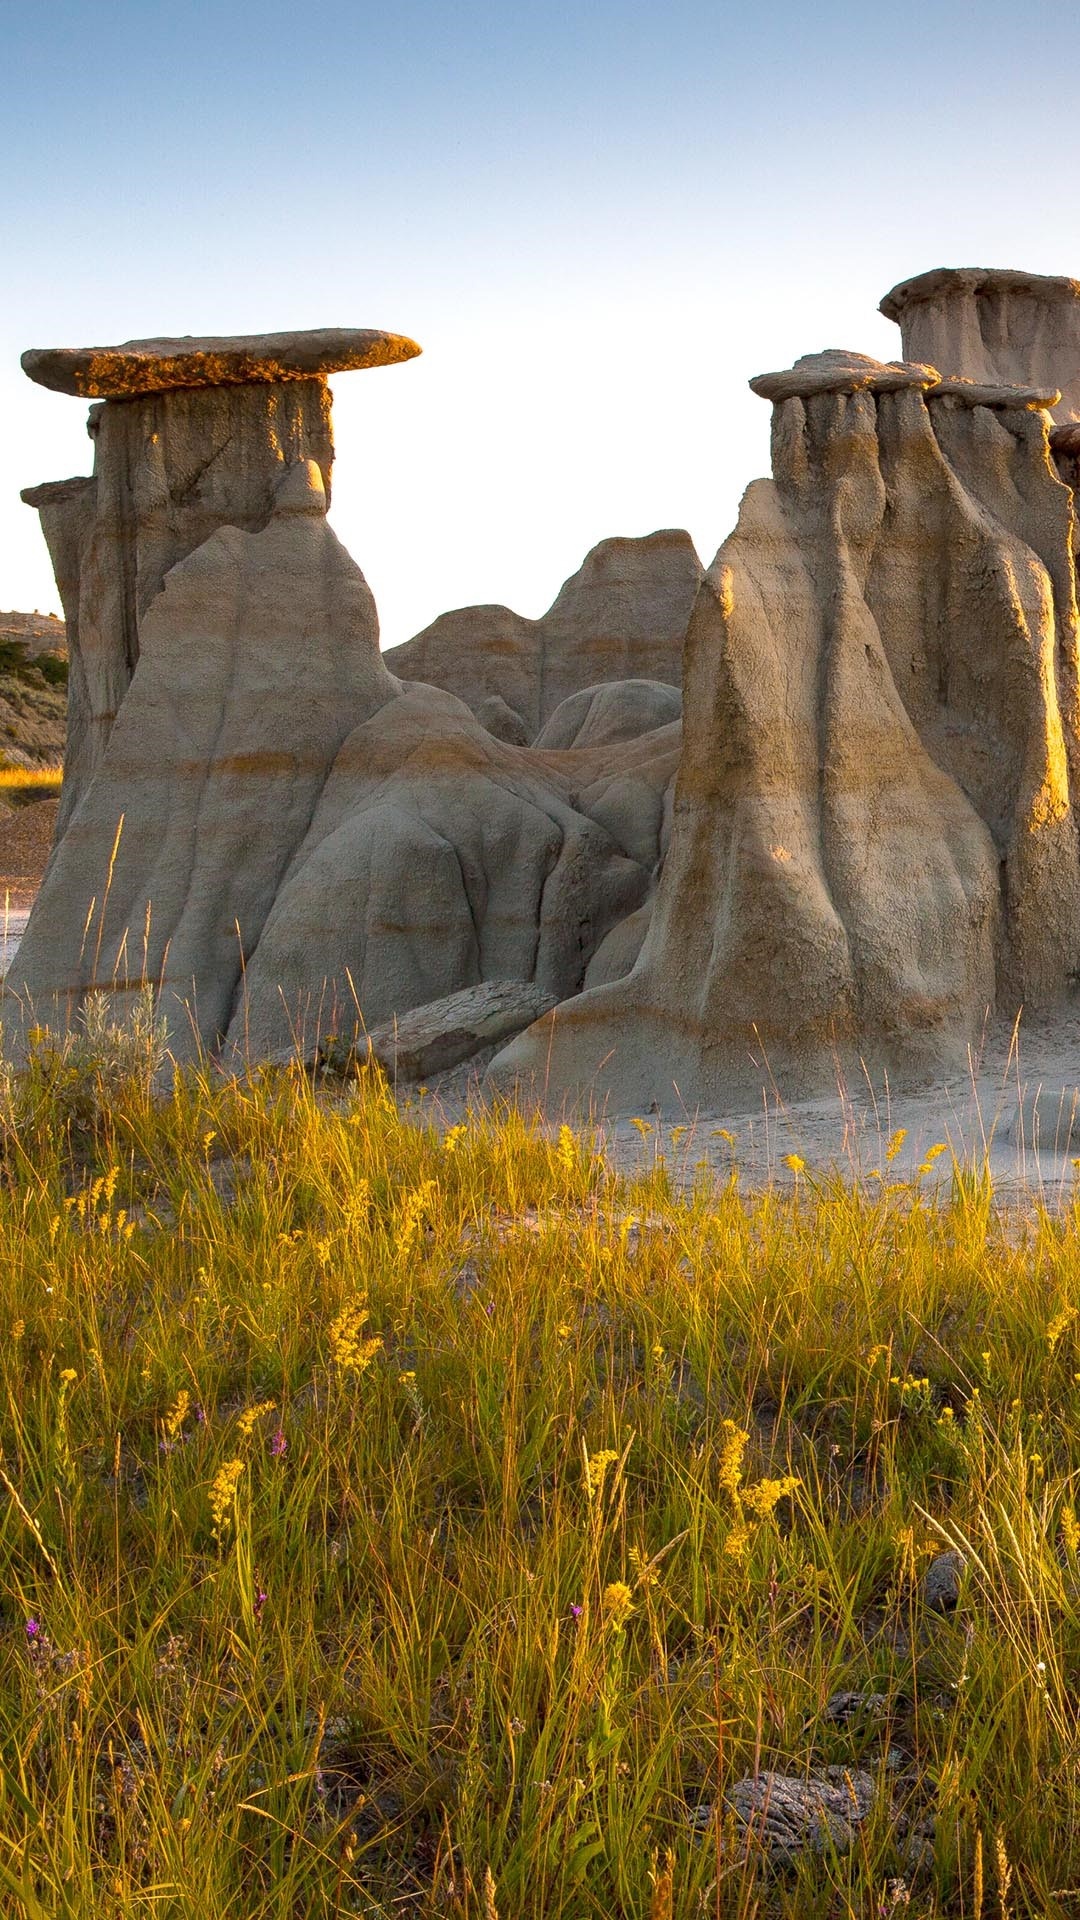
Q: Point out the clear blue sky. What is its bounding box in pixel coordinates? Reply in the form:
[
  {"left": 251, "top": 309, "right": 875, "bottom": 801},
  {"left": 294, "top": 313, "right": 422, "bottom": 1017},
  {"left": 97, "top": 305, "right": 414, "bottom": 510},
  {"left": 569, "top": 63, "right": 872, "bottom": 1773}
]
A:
[{"left": 5, "top": 0, "right": 1080, "bottom": 646}]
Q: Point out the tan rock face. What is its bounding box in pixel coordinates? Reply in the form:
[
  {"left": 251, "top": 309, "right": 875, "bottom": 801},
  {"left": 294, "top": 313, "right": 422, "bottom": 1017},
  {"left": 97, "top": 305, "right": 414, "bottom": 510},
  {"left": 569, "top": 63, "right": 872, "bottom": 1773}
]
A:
[
  {"left": 383, "top": 530, "right": 702, "bottom": 739},
  {"left": 21, "top": 328, "right": 421, "bottom": 397},
  {"left": 6, "top": 461, "right": 402, "bottom": 1052},
  {"left": 880, "top": 268, "right": 1080, "bottom": 421}
]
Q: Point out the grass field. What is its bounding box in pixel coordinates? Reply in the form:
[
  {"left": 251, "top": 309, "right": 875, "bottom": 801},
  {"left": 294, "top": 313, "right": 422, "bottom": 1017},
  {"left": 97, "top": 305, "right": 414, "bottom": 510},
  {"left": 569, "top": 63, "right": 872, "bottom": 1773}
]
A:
[{"left": 2, "top": 1003, "right": 1080, "bottom": 1915}]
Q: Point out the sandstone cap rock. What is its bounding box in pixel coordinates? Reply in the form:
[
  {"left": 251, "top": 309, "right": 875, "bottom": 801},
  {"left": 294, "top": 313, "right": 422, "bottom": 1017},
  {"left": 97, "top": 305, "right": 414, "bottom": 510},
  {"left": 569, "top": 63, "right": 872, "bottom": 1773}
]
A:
[
  {"left": 750, "top": 349, "right": 940, "bottom": 403},
  {"left": 749, "top": 349, "right": 1057, "bottom": 410},
  {"left": 880, "top": 265, "right": 1080, "bottom": 323},
  {"left": 21, "top": 327, "right": 421, "bottom": 397}
]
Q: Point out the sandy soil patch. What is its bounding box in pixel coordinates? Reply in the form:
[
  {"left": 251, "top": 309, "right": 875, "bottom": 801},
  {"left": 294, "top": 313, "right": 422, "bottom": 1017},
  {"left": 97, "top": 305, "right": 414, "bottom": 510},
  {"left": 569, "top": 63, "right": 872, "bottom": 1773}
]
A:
[{"left": 0, "top": 795, "right": 58, "bottom": 908}]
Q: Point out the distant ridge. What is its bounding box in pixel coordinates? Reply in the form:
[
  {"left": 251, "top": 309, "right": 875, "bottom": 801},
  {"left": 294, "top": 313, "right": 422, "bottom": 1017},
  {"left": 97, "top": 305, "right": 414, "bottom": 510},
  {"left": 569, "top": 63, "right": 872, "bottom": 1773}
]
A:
[{"left": 0, "top": 609, "right": 67, "bottom": 769}]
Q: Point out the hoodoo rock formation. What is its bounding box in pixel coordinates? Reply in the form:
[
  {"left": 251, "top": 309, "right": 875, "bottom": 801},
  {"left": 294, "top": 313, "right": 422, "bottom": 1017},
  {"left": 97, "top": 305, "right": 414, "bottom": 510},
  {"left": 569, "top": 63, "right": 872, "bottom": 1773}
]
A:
[
  {"left": 497, "top": 275, "right": 1080, "bottom": 1105},
  {"left": 10, "top": 270, "right": 1080, "bottom": 1109},
  {"left": 6, "top": 326, "right": 693, "bottom": 1062}
]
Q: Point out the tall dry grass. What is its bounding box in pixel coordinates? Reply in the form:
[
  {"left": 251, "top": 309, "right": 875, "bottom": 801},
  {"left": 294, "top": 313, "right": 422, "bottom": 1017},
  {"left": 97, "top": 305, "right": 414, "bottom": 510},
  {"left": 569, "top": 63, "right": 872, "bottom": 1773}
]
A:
[{"left": 0, "top": 765, "right": 63, "bottom": 796}]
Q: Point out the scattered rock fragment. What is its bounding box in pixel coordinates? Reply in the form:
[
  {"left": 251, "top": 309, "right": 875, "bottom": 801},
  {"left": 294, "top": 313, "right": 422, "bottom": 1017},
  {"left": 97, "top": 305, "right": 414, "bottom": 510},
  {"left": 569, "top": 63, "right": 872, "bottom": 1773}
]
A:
[
  {"left": 921, "top": 1548, "right": 966, "bottom": 1612},
  {"left": 805, "top": 1689, "right": 892, "bottom": 1734},
  {"left": 725, "top": 1768, "right": 877, "bottom": 1861},
  {"left": 362, "top": 979, "right": 558, "bottom": 1083}
]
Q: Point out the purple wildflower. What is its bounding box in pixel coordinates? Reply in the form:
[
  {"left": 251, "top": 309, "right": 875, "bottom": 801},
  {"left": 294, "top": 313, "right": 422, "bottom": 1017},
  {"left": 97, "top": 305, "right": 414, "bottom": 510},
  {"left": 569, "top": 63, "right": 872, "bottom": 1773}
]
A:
[
  {"left": 269, "top": 1429, "right": 287, "bottom": 1458},
  {"left": 24, "top": 1618, "right": 41, "bottom": 1641},
  {"left": 254, "top": 1588, "right": 268, "bottom": 1621},
  {"left": 569, "top": 1603, "right": 583, "bottom": 1620}
]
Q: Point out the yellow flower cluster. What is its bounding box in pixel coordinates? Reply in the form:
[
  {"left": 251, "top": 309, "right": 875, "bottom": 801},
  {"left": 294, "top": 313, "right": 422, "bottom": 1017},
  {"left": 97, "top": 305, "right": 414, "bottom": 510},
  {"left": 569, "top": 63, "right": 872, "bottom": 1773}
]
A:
[
  {"left": 395, "top": 1180, "right": 437, "bottom": 1259},
  {"left": 718, "top": 1420, "right": 749, "bottom": 1499},
  {"left": 236, "top": 1399, "right": 276, "bottom": 1439},
  {"left": 163, "top": 1389, "right": 190, "bottom": 1443},
  {"left": 585, "top": 1448, "right": 620, "bottom": 1499},
  {"left": 717, "top": 1419, "right": 800, "bottom": 1559},
  {"left": 1061, "top": 1505, "right": 1080, "bottom": 1554},
  {"left": 556, "top": 1124, "right": 578, "bottom": 1172},
  {"left": 208, "top": 1458, "right": 244, "bottom": 1542},
  {"left": 1047, "top": 1306, "right": 1077, "bottom": 1351},
  {"left": 601, "top": 1581, "right": 634, "bottom": 1628},
  {"left": 328, "top": 1301, "right": 382, "bottom": 1376},
  {"left": 741, "top": 1474, "right": 801, "bottom": 1519}
]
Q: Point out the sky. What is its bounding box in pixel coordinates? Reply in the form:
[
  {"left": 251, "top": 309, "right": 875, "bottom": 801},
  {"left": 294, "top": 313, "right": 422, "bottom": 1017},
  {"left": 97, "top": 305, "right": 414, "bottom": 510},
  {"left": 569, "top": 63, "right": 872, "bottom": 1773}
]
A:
[{"left": 5, "top": 0, "right": 1080, "bottom": 649}]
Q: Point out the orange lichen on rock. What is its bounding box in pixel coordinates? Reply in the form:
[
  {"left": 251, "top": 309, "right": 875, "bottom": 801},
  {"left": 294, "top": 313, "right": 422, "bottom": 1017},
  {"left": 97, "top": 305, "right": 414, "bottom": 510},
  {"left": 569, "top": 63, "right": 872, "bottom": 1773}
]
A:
[{"left": 21, "top": 328, "right": 421, "bottom": 398}]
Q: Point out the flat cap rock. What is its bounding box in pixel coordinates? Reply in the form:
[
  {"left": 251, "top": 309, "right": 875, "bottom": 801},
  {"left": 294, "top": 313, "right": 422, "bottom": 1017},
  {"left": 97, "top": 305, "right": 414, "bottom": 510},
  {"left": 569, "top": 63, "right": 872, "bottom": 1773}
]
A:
[
  {"left": 880, "top": 265, "right": 1080, "bottom": 323},
  {"left": 21, "top": 327, "right": 421, "bottom": 398},
  {"left": 750, "top": 349, "right": 940, "bottom": 404}
]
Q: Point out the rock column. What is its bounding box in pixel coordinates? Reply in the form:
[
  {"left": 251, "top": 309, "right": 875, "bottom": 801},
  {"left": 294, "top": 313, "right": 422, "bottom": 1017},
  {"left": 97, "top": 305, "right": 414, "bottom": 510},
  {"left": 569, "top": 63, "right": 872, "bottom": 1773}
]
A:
[{"left": 20, "top": 327, "right": 419, "bottom": 833}]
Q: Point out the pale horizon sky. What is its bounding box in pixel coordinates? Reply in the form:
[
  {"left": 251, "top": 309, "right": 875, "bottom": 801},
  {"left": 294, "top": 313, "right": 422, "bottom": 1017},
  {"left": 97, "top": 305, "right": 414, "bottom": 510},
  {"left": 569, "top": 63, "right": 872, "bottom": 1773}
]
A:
[{"left": 5, "top": 0, "right": 1080, "bottom": 648}]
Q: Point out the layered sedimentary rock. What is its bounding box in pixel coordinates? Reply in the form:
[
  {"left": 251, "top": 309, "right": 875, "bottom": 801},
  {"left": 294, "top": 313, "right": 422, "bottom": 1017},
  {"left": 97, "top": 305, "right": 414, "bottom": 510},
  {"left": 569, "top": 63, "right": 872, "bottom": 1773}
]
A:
[
  {"left": 383, "top": 530, "right": 701, "bottom": 740},
  {"left": 20, "top": 328, "right": 419, "bottom": 836},
  {"left": 495, "top": 336, "right": 1080, "bottom": 1106}
]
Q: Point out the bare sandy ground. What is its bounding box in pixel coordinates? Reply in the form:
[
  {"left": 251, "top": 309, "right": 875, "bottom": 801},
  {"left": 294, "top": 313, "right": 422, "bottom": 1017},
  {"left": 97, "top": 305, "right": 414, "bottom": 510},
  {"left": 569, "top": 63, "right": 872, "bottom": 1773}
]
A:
[
  {"left": 590, "top": 1020, "right": 1080, "bottom": 1206},
  {"left": 0, "top": 796, "right": 58, "bottom": 908},
  {"left": 410, "top": 1011, "right": 1080, "bottom": 1208},
  {"left": 0, "top": 907, "right": 29, "bottom": 979}
]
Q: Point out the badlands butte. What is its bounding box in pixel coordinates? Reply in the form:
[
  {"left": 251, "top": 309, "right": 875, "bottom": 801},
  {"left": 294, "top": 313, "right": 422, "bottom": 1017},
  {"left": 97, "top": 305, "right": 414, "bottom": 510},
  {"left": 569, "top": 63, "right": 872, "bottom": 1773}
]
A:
[{"left": 8, "top": 267, "right": 1080, "bottom": 1112}]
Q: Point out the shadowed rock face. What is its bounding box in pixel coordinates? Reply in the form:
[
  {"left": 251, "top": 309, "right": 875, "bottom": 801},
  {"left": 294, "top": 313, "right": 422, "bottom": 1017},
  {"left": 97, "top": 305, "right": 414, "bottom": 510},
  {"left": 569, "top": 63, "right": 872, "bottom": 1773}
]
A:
[{"left": 22, "top": 380, "right": 338, "bottom": 839}]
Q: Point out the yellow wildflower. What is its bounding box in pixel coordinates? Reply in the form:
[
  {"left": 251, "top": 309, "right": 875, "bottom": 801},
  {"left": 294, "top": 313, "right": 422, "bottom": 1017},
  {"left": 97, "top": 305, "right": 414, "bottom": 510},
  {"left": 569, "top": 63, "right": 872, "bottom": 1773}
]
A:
[
  {"left": 236, "top": 1399, "right": 276, "bottom": 1439},
  {"left": 208, "top": 1458, "right": 244, "bottom": 1542},
  {"left": 556, "top": 1124, "right": 578, "bottom": 1171},
  {"left": 328, "top": 1301, "right": 382, "bottom": 1376},
  {"left": 395, "top": 1180, "right": 437, "bottom": 1258},
  {"left": 784, "top": 1153, "right": 806, "bottom": 1174},
  {"left": 1062, "top": 1505, "right": 1080, "bottom": 1554},
  {"left": 885, "top": 1128, "right": 907, "bottom": 1163},
  {"left": 163, "top": 1389, "right": 190, "bottom": 1443},
  {"left": 585, "top": 1448, "right": 620, "bottom": 1499},
  {"left": 1047, "top": 1306, "right": 1077, "bottom": 1351},
  {"left": 601, "top": 1581, "right": 633, "bottom": 1628},
  {"left": 741, "top": 1474, "right": 800, "bottom": 1519},
  {"left": 718, "top": 1420, "right": 748, "bottom": 1500},
  {"left": 723, "top": 1525, "right": 749, "bottom": 1560}
]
